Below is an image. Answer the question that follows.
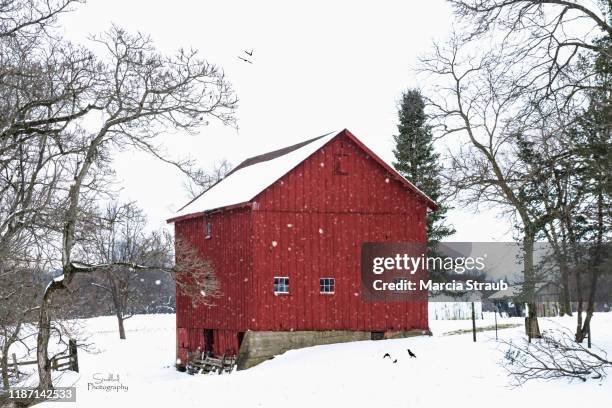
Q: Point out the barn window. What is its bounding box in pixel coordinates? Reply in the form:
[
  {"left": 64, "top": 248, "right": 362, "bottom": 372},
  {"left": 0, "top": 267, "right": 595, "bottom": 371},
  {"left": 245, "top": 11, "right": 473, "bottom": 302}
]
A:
[
  {"left": 319, "top": 277, "right": 335, "bottom": 294},
  {"left": 273, "top": 277, "right": 289, "bottom": 294},
  {"left": 333, "top": 153, "right": 349, "bottom": 175},
  {"left": 205, "top": 221, "right": 212, "bottom": 239}
]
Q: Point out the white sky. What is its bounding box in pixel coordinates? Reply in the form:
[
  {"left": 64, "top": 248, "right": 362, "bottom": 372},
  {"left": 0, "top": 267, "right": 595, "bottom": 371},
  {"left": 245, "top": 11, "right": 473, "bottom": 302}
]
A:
[{"left": 59, "top": 0, "right": 515, "bottom": 241}]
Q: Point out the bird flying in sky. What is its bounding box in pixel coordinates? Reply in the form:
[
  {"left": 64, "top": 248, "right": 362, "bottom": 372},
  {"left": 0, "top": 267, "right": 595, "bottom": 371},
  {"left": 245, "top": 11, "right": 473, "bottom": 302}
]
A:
[{"left": 237, "top": 56, "right": 252, "bottom": 64}]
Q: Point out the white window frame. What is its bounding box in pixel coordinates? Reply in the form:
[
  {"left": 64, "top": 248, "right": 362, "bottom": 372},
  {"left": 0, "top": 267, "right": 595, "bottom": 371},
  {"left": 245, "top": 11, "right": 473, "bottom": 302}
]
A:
[
  {"left": 273, "top": 277, "right": 289, "bottom": 294},
  {"left": 319, "top": 277, "right": 335, "bottom": 294}
]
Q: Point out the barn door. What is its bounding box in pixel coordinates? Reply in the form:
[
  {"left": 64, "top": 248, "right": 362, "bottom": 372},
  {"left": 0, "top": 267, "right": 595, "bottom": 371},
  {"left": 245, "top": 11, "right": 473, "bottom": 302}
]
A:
[
  {"left": 237, "top": 332, "right": 245, "bottom": 350},
  {"left": 203, "top": 329, "right": 214, "bottom": 354}
]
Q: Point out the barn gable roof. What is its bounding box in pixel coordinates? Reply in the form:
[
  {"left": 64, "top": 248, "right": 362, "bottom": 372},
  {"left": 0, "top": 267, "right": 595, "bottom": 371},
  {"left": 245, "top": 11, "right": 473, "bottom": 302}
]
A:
[{"left": 168, "top": 129, "right": 437, "bottom": 223}]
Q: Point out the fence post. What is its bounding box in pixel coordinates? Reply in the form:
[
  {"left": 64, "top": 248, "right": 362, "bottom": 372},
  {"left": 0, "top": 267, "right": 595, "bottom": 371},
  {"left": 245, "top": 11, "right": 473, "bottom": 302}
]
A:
[
  {"left": 494, "top": 305, "right": 498, "bottom": 341},
  {"left": 69, "top": 339, "right": 79, "bottom": 373},
  {"left": 471, "top": 302, "right": 476, "bottom": 342},
  {"left": 12, "top": 353, "right": 19, "bottom": 380}
]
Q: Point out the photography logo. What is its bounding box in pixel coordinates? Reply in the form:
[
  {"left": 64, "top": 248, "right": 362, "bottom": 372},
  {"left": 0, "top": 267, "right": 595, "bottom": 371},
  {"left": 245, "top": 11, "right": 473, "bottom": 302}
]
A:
[{"left": 87, "top": 372, "right": 129, "bottom": 392}]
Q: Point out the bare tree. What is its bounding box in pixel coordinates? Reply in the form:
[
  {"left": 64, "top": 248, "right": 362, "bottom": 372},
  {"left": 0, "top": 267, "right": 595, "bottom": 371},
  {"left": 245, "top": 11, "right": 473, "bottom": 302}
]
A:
[
  {"left": 32, "top": 22, "right": 235, "bottom": 389},
  {"left": 420, "top": 0, "right": 611, "bottom": 338},
  {"left": 448, "top": 0, "right": 611, "bottom": 104},
  {"left": 85, "top": 202, "right": 200, "bottom": 339},
  {"left": 0, "top": 0, "right": 236, "bottom": 389},
  {"left": 418, "top": 33, "right": 561, "bottom": 337},
  {"left": 0, "top": 1, "right": 82, "bottom": 39},
  {"left": 85, "top": 203, "right": 151, "bottom": 339},
  {"left": 513, "top": 65, "right": 611, "bottom": 336}
]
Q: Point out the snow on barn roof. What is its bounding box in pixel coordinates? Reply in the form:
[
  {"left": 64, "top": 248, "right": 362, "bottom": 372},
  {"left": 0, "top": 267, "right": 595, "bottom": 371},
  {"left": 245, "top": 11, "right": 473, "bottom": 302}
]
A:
[{"left": 168, "top": 129, "right": 437, "bottom": 222}]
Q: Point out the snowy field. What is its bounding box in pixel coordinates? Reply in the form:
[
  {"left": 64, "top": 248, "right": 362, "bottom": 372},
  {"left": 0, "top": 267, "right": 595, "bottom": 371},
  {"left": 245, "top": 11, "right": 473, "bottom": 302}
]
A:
[{"left": 20, "top": 312, "right": 611, "bottom": 408}]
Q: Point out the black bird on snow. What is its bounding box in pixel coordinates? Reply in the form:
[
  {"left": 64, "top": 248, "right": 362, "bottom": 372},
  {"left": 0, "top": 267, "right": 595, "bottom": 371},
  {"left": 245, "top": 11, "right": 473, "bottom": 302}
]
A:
[
  {"left": 407, "top": 349, "right": 417, "bottom": 358},
  {"left": 382, "top": 353, "right": 391, "bottom": 359},
  {"left": 244, "top": 49, "right": 253, "bottom": 56},
  {"left": 392, "top": 359, "right": 398, "bottom": 364},
  {"left": 237, "top": 56, "right": 253, "bottom": 64}
]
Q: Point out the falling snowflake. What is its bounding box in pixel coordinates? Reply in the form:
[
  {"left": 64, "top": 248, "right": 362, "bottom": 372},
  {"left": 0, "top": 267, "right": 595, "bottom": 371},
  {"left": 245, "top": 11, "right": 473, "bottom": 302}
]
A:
[
  {"left": 139, "top": 278, "right": 144, "bottom": 282},
  {"left": 271, "top": 240, "right": 278, "bottom": 247},
  {"left": 200, "top": 290, "right": 206, "bottom": 297},
  {"left": 318, "top": 228, "right": 324, "bottom": 234},
  {"left": 385, "top": 178, "right": 390, "bottom": 183},
  {"left": 176, "top": 358, "right": 182, "bottom": 365},
  {"left": 287, "top": 224, "right": 293, "bottom": 228},
  {"left": 155, "top": 280, "right": 161, "bottom": 285},
  {"left": 320, "top": 162, "right": 325, "bottom": 167}
]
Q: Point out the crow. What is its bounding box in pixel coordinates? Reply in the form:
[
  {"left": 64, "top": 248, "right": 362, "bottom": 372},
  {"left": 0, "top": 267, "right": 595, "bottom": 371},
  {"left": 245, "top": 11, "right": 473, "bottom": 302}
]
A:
[
  {"left": 237, "top": 56, "right": 253, "bottom": 64},
  {"left": 244, "top": 49, "right": 253, "bottom": 56},
  {"left": 383, "top": 353, "right": 391, "bottom": 359},
  {"left": 392, "top": 359, "right": 398, "bottom": 363},
  {"left": 407, "top": 349, "right": 417, "bottom": 358}
]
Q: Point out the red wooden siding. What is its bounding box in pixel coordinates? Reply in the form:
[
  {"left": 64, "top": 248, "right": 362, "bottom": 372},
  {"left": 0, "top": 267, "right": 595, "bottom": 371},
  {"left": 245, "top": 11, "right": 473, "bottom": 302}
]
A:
[
  {"left": 175, "top": 208, "right": 252, "bottom": 357},
  {"left": 174, "top": 131, "right": 429, "bottom": 359}
]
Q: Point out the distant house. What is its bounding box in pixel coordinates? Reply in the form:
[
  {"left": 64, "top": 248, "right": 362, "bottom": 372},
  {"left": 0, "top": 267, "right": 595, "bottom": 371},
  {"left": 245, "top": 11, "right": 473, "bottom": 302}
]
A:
[
  {"left": 167, "top": 129, "right": 437, "bottom": 369},
  {"left": 488, "top": 282, "right": 560, "bottom": 317}
]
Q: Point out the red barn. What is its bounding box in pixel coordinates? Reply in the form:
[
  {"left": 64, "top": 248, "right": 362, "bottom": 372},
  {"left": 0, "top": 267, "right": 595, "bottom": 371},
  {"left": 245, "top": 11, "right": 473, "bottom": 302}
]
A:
[{"left": 168, "top": 129, "right": 436, "bottom": 369}]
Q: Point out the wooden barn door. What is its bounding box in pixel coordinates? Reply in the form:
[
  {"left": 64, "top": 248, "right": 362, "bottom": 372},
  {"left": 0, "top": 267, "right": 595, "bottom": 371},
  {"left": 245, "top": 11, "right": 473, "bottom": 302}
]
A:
[
  {"left": 203, "top": 329, "right": 214, "bottom": 354},
  {"left": 237, "top": 332, "right": 245, "bottom": 352}
]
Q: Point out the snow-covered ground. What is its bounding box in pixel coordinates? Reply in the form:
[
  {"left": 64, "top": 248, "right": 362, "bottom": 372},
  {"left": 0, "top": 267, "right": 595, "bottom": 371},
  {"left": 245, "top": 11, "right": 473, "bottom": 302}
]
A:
[{"left": 23, "top": 312, "right": 611, "bottom": 407}]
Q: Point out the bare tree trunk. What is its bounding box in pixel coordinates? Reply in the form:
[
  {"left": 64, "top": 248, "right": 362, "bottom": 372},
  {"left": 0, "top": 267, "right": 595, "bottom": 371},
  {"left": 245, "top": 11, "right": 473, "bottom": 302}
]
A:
[
  {"left": 1, "top": 344, "right": 9, "bottom": 390},
  {"left": 36, "top": 281, "right": 64, "bottom": 390},
  {"left": 523, "top": 233, "right": 541, "bottom": 338},
  {"left": 559, "top": 260, "right": 573, "bottom": 316},
  {"left": 544, "top": 225, "right": 573, "bottom": 317},
  {"left": 576, "top": 190, "right": 604, "bottom": 343},
  {"left": 576, "top": 263, "right": 599, "bottom": 342},
  {"left": 116, "top": 313, "right": 126, "bottom": 340},
  {"left": 576, "top": 304, "right": 584, "bottom": 341},
  {"left": 107, "top": 270, "right": 127, "bottom": 340}
]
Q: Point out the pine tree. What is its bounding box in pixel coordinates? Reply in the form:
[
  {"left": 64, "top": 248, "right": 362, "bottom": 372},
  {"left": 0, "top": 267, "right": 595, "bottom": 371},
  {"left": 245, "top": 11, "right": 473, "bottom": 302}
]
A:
[{"left": 392, "top": 89, "right": 454, "bottom": 248}]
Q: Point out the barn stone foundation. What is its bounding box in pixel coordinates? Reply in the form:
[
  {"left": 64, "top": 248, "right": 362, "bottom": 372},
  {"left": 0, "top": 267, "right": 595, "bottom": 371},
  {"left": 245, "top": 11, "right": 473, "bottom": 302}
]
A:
[{"left": 236, "top": 329, "right": 430, "bottom": 370}]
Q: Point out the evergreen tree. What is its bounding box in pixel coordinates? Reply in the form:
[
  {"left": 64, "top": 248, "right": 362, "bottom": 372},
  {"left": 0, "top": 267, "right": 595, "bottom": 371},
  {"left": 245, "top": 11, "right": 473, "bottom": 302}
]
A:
[{"left": 392, "top": 89, "right": 454, "bottom": 248}]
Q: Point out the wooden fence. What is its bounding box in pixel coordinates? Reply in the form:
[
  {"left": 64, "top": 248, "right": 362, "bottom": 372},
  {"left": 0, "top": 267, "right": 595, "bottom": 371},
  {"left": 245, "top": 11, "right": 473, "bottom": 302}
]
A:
[{"left": 5, "top": 339, "right": 79, "bottom": 380}]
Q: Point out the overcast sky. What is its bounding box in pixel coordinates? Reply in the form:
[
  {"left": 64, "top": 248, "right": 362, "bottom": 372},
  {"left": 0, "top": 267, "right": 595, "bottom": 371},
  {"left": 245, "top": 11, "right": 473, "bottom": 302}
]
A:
[{"left": 59, "top": 0, "right": 515, "bottom": 241}]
